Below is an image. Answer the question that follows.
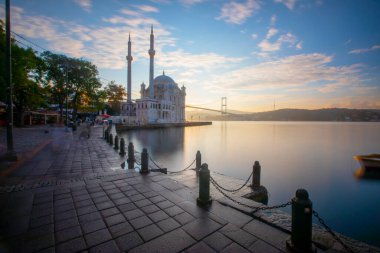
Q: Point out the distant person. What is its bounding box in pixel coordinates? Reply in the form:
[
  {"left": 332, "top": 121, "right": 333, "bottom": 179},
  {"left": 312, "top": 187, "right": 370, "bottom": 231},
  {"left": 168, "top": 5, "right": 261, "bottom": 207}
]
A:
[{"left": 86, "top": 122, "right": 91, "bottom": 138}]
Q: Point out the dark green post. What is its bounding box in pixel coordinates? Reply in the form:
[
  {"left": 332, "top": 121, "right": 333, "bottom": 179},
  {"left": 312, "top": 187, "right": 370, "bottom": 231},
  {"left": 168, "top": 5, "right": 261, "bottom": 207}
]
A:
[
  {"left": 109, "top": 133, "right": 113, "bottom": 145},
  {"left": 252, "top": 161, "right": 261, "bottom": 188},
  {"left": 114, "top": 135, "right": 119, "bottom": 149},
  {"left": 197, "top": 163, "right": 212, "bottom": 206},
  {"left": 286, "top": 189, "right": 313, "bottom": 252},
  {"left": 102, "top": 125, "right": 105, "bottom": 138},
  {"left": 105, "top": 130, "right": 109, "bottom": 141},
  {"left": 140, "top": 148, "right": 149, "bottom": 174},
  {"left": 127, "top": 142, "right": 135, "bottom": 170},
  {"left": 196, "top": 150, "right": 201, "bottom": 175},
  {"left": 119, "top": 138, "right": 126, "bottom": 156}
]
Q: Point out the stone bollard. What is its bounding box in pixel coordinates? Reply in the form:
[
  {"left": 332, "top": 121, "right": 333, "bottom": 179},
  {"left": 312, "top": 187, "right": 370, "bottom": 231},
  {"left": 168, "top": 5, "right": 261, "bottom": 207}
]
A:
[
  {"left": 286, "top": 189, "right": 313, "bottom": 252},
  {"left": 119, "top": 138, "right": 126, "bottom": 156},
  {"left": 197, "top": 163, "right": 212, "bottom": 206},
  {"left": 102, "top": 126, "right": 105, "bottom": 138},
  {"left": 140, "top": 148, "right": 149, "bottom": 174},
  {"left": 105, "top": 130, "right": 109, "bottom": 141},
  {"left": 127, "top": 142, "right": 135, "bottom": 169},
  {"left": 196, "top": 150, "right": 201, "bottom": 175},
  {"left": 114, "top": 135, "right": 119, "bottom": 150},
  {"left": 109, "top": 133, "right": 113, "bottom": 145},
  {"left": 252, "top": 161, "right": 261, "bottom": 188}
]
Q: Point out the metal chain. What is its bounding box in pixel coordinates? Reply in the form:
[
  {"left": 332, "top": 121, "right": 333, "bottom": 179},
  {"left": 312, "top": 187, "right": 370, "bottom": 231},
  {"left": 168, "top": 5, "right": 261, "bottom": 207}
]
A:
[
  {"left": 169, "top": 159, "right": 196, "bottom": 174},
  {"left": 149, "top": 155, "right": 163, "bottom": 169},
  {"left": 210, "top": 173, "right": 252, "bottom": 193},
  {"left": 313, "top": 210, "right": 355, "bottom": 253},
  {"left": 210, "top": 177, "right": 291, "bottom": 213}
]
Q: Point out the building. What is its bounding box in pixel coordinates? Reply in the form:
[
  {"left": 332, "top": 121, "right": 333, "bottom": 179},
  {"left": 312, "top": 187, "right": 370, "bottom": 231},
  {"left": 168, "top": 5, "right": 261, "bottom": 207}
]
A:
[{"left": 120, "top": 26, "right": 186, "bottom": 125}]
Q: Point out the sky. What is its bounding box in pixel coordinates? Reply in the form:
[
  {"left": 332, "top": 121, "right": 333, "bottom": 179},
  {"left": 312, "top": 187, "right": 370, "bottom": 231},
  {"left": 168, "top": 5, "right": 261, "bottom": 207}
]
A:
[{"left": 1, "top": 0, "right": 380, "bottom": 112}]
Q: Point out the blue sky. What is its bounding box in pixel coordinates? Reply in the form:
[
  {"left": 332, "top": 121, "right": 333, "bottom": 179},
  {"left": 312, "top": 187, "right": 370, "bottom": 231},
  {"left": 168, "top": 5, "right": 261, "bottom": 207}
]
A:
[{"left": 1, "top": 0, "right": 380, "bottom": 112}]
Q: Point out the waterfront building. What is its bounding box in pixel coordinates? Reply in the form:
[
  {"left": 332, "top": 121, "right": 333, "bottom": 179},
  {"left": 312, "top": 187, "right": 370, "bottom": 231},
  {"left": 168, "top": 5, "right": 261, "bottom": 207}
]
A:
[{"left": 120, "top": 26, "right": 186, "bottom": 125}]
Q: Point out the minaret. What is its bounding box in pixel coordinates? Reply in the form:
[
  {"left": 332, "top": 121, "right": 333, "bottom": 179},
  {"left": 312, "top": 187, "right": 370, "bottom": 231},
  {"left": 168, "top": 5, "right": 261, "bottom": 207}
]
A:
[
  {"left": 148, "top": 25, "right": 155, "bottom": 99},
  {"left": 126, "top": 33, "right": 133, "bottom": 103}
]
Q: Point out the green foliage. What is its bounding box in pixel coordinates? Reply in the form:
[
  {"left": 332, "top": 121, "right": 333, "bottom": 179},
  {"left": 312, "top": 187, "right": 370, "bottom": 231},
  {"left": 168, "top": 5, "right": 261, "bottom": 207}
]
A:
[{"left": 105, "top": 81, "right": 127, "bottom": 115}]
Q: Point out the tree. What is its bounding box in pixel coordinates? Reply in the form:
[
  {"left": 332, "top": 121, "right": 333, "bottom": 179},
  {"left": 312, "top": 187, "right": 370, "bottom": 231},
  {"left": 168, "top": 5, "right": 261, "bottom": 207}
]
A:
[
  {"left": 0, "top": 20, "right": 46, "bottom": 126},
  {"left": 105, "top": 81, "right": 127, "bottom": 115}
]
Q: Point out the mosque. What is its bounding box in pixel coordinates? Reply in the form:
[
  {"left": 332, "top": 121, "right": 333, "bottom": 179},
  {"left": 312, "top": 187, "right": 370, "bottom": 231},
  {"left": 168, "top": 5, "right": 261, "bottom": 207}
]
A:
[{"left": 120, "top": 27, "right": 186, "bottom": 125}]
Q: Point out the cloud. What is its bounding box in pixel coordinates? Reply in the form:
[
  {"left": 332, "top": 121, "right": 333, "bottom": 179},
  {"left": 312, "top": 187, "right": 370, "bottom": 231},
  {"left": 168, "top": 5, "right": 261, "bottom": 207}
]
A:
[
  {"left": 259, "top": 31, "right": 298, "bottom": 52},
  {"left": 207, "top": 53, "right": 365, "bottom": 94},
  {"left": 274, "top": 0, "right": 296, "bottom": 10},
  {"left": 251, "top": 33, "right": 258, "bottom": 40},
  {"left": 270, "top": 14, "right": 277, "bottom": 26},
  {"left": 135, "top": 5, "right": 159, "bottom": 13},
  {"left": 296, "top": 41, "right": 302, "bottom": 49},
  {"left": 348, "top": 44, "right": 380, "bottom": 54},
  {"left": 216, "top": 0, "right": 261, "bottom": 24},
  {"left": 180, "top": 0, "right": 204, "bottom": 6},
  {"left": 74, "top": 0, "right": 92, "bottom": 12}
]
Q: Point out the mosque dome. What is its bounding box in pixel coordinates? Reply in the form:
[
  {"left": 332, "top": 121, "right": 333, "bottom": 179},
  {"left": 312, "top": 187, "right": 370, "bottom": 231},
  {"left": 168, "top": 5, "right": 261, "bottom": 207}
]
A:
[{"left": 154, "top": 71, "right": 175, "bottom": 85}]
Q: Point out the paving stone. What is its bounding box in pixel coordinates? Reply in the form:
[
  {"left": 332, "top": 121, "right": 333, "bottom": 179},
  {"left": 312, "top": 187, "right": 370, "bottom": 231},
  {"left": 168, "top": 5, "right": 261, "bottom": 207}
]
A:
[
  {"left": 156, "top": 218, "right": 181, "bottom": 233},
  {"left": 73, "top": 194, "right": 91, "bottom": 202},
  {"left": 55, "top": 216, "right": 80, "bottom": 231},
  {"left": 115, "top": 231, "right": 143, "bottom": 252},
  {"left": 128, "top": 228, "right": 196, "bottom": 253},
  {"left": 248, "top": 239, "right": 281, "bottom": 253},
  {"left": 81, "top": 219, "right": 106, "bottom": 234},
  {"left": 31, "top": 207, "right": 53, "bottom": 219},
  {"left": 113, "top": 196, "right": 131, "bottom": 205},
  {"left": 85, "top": 228, "right": 112, "bottom": 248},
  {"left": 210, "top": 202, "right": 252, "bottom": 227},
  {"left": 137, "top": 224, "right": 164, "bottom": 242},
  {"left": 109, "top": 192, "right": 124, "bottom": 200},
  {"left": 149, "top": 195, "right": 166, "bottom": 204},
  {"left": 134, "top": 198, "right": 153, "bottom": 208},
  {"left": 90, "top": 191, "right": 107, "bottom": 198},
  {"left": 54, "top": 209, "right": 76, "bottom": 221},
  {"left": 118, "top": 202, "right": 137, "bottom": 212},
  {"left": 96, "top": 201, "right": 115, "bottom": 210},
  {"left": 243, "top": 219, "right": 289, "bottom": 251},
  {"left": 163, "top": 205, "right": 185, "bottom": 217},
  {"left": 109, "top": 221, "right": 134, "bottom": 238},
  {"left": 100, "top": 207, "right": 120, "bottom": 218},
  {"left": 186, "top": 241, "right": 216, "bottom": 253},
  {"left": 182, "top": 217, "right": 222, "bottom": 241},
  {"left": 93, "top": 196, "right": 110, "bottom": 204},
  {"left": 54, "top": 202, "right": 75, "bottom": 213},
  {"left": 54, "top": 198, "right": 73, "bottom": 207},
  {"left": 148, "top": 210, "right": 170, "bottom": 223},
  {"left": 55, "top": 193, "right": 71, "bottom": 200},
  {"left": 129, "top": 194, "right": 146, "bottom": 202},
  {"left": 30, "top": 215, "right": 53, "bottom": 228},
  {"left": 156, "top": 200, "right": 174, "bottom": 209},
  {"left": 124, "top": 190, "right": 140, "bottom": 197},
  {"left": 24, "top": 233, "right": 55, "bottom": 252},
  {"left": 27, "top": 223, "right": 54, "bottom": 238},
  {"left": 77, "top": 205, "right": 97, "bottom": 216},
  {"left": 56, "top": 237, "right": 87, "bottom": 253},
  {"left": 79, "top": 212, "right": 102, "bottom": 224},
  {"left": 173, "top": 212, "right": 195, "bottom": 225},
  {"left": 105, "top": 213, "right": 126, "bottom": 227},
  {"left": 75, "top": 199, "right": 94, "bottom": 208},
  {"left": 124, "top": 208, "right": 144, "bottom": 220},
  {"left": 141, "top": 204, "right": 160, "bottom": 214},
  {"left": 204, "top": 232, "right": 233, "bottom": 252},
  {"left": 89, "top": 240, "right": 120, "bottom": 253},
  {"left": 55, "top": 225, "right": 82, "bottom": 244},
  {"left": 220, "top": 223, "right": 258, "bottom": 249},
  {"left": 129, "top": 216, "right": 153, "bottom": 230},
  {"left": 220, "top": 242, "right": 250, "bottom": 253}
]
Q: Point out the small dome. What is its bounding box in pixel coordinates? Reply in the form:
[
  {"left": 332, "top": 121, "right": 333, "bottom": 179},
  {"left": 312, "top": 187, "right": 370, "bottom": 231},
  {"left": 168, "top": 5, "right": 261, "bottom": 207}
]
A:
[{"left": 154, "top": 73, "right": 175, "bottom": 85}]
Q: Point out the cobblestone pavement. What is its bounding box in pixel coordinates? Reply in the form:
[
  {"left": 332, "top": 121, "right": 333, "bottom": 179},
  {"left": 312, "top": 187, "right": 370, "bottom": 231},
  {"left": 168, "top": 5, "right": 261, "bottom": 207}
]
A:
[{"left": 0, "top": 125, "right": 376, "bottom": 253}]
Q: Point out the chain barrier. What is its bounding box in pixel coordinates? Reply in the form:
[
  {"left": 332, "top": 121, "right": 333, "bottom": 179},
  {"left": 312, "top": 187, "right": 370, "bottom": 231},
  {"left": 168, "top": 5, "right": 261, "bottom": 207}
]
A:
[
  {"left": 313, "top": 210, "right": 355, "bottom": 253},
  {"left": 149, "top": 155, "right": 163, "bottom": 170},
  {"left": 210, "top": 176, "right": 291, "bottom": 214},
  {"left": 168, "top": 159, "right": 196, "bottom": 174},
  {"left": 210, "top": 172, "right": 253, "bottom": 193}
]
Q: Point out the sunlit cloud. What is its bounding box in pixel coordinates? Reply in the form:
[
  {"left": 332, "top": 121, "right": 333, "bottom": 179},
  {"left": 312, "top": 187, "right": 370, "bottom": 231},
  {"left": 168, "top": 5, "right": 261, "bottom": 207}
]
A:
[
  {"left": 274, "top": 0, "right": 296, "bottom": 10},
  {"left": 180, "top": 0, "right": 204, "bottom": 6},
  {"left": 349, "top": 44, "right": 380, "bottom": 54},
  {"left": 296, "top": 41, "right": 302, "bottom": 50},
  {"left": 134, "top": 5, "right": 159, "bottom": 13},
  {"left": 259, "top": 31, "right": 298, "bottom": 52},
  {"left": 74, "top": 0, "right": 92, "bottom": 12},
  {"left": 216, "top": 0, "right": 261, "bottom": 24},
  {"left": 251, "top": 33, "right": 258, "bottom": 40},
  {"left": 270, "top": 14, "right": 277, "bottom": 26}
]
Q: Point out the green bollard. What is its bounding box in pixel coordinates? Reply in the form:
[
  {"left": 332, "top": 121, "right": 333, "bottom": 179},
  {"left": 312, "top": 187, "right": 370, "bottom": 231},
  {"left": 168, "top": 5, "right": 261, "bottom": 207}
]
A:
[
  {"left": 127, "top": 142, "right": 135, "bottom": 170},
  {"left": 286, "top": 189, "right": 313, "bottom": 252},
  {"left": 197, "top": 163, "right": 212, "bottom": 206},
  {"left": 109, "top": 133, "right": 113, "bottom": 145},
  {"left": 105, "top": 130, "right": 109, "bottom": 141},
  {"left": 140, "top": 148, "right": 149, "bottom": 174},
  {"left": 114, "top": 135, "right": 119, "bottom": 150},
  {"left": 196, "top": 150, "right": 201, "bottom": 175},
  {"left": 119, "top": 138, "right": 126, "bottom": 156}
]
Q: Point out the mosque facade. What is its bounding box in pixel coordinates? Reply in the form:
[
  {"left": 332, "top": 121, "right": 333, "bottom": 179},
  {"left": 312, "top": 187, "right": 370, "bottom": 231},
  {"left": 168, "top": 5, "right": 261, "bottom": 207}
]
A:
[{"left": 121, "top": 27, "right": 186, "bottom": 125}]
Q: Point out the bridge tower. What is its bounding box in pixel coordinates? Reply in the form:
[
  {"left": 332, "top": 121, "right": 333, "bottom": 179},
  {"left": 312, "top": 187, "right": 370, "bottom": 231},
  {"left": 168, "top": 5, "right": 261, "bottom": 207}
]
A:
[{"left": 221, "top": 97, "right": 227, "bottom": 115}]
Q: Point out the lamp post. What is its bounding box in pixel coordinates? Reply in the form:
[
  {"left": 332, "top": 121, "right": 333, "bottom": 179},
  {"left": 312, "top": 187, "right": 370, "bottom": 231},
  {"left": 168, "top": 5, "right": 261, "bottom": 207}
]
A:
[
  {"left": 65, "top": 62, "right": 69, "bottom": 132},
  {"left": 4, "top": 0, "right": 17, "bottom": 161}
]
